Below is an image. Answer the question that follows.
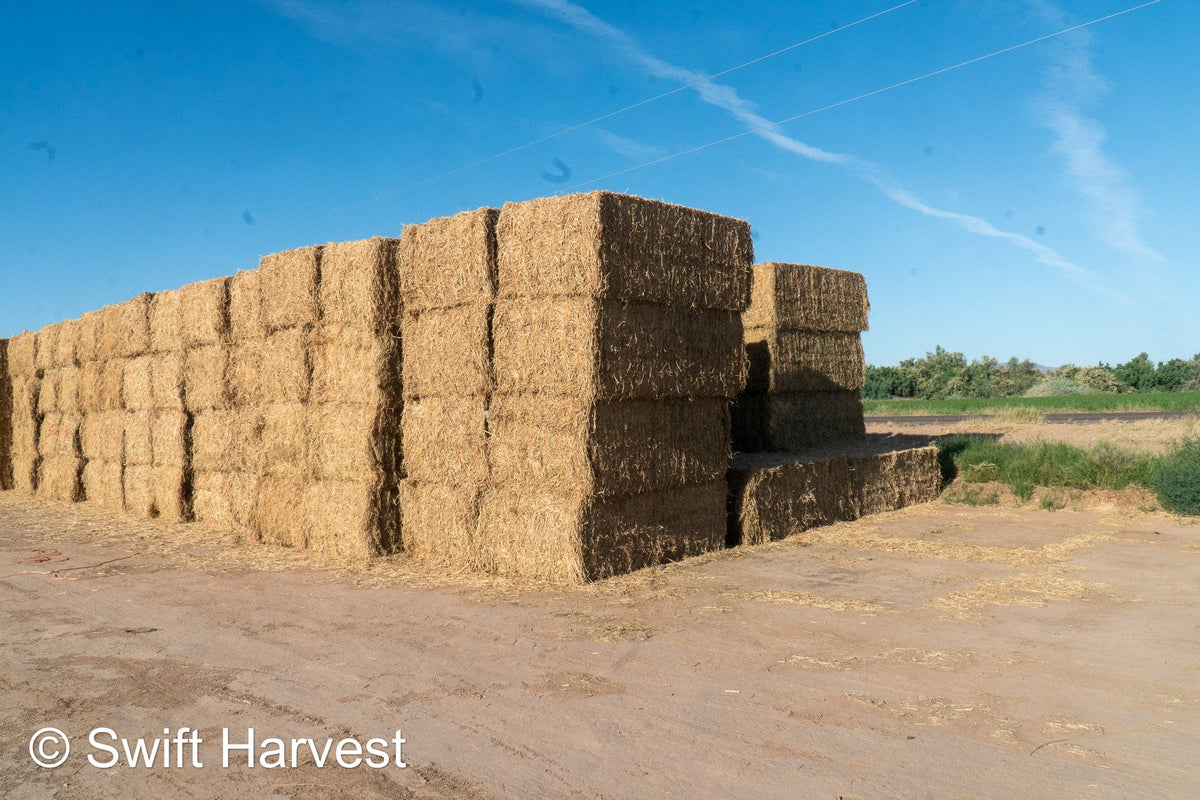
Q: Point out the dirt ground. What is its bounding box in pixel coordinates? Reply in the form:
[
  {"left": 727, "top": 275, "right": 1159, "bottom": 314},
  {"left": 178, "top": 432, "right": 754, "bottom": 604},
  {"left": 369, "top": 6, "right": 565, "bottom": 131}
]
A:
[{"left": 2, "top": 420, "right": 1198, "bottom": 798}]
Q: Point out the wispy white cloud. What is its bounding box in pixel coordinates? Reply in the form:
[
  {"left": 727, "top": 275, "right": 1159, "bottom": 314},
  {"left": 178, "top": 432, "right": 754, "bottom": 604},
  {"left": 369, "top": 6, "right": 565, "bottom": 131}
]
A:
[
  {"left": 518, "top": 0, "right": 1120, "bottom": 296},
  {"left": 1027, "top": 0, "right": 1161, "bottom": 263},
  {"left": 594, "top": 128, "right": 664, "bottom": 161}
]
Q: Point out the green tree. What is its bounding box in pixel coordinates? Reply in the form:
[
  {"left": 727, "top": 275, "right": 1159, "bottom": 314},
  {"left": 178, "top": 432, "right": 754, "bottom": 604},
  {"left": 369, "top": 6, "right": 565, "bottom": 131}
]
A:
[
  {"left": 1114, "top": 353, "right": 1156, "bottom": 392},
  {"left": 863, "top": 365, "right": 917, "bottom": 399}
]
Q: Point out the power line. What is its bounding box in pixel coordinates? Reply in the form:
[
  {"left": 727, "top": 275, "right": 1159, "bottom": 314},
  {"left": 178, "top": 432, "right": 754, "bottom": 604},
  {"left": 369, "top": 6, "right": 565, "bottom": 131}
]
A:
[
  {"left": 565, "top": 0, "right": 1164, "bottom": 190},
  {"left": 346, "top": 0, "right": 919, "bottom": 208}
]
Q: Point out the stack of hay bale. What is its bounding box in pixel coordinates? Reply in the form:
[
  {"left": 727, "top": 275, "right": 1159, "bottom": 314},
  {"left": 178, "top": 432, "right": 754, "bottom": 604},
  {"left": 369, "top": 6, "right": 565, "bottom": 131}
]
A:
[
  {"left": 193, "top": 239, "right": 402, "bottom": 557},
  {"left": 398, "top": 208, "right": 497, "bottom": 566},
  {"left": 727, "top": 262, "right": 940, "bottom": 546},
  {"left": 6, "top": 331, "right": 42, "bottom": 494},
  {"left": 732, "top": 262, "right": 868, "bottom": 451},
  {"left": 36, "top": 320, "right": 86, "bottom": 501},
  {"left": 0, "top": 338, "right": 10, "bottom": 490},
  {"left": 479, "top": 192, "right": 753, "bottom": 583}
]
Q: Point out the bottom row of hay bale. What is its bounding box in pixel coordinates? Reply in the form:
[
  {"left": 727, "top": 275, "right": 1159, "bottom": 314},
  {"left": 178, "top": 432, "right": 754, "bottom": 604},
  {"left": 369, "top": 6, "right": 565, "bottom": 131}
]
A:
[{"left": 727, "top": 443, "right": 942, "bottom": 547}]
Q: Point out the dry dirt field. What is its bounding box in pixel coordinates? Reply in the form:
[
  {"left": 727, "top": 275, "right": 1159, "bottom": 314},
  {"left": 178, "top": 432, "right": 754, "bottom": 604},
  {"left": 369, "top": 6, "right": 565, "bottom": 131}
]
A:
[{"left": 2, "top": 418, "right": 1198, "bottom": 799}]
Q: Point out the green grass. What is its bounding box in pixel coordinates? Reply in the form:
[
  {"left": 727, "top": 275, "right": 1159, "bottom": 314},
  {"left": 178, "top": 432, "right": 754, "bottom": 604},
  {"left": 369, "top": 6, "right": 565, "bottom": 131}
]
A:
[
  {"left": 1148, "top": 438, "right": 1200, "bottom": 515},
  {"left": 863, "top": 391, "right": 1200, "bottom": 417}
]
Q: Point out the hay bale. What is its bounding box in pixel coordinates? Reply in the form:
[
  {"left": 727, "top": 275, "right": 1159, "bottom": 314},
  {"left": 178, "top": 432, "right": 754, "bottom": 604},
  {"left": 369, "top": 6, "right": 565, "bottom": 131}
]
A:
[
  {"left": 230, "top": 268, "right": 266, "bottom": 342},
  {"left": 399, "top": 208, "right": 497, "bottom": 311},
  {"left": 151, "top": 410, "right": 189, "bottom": 467},
  {"left": 477, "top": 481, "right": 727, "bottom": 584},
  {"left": 496, "top": 192, "right": 753, "bottom": 310},
  {"left": 54, "top": 319, "right": 80, "bottom": 368},
  {"left": 320, "top": 237, "right": 401, "bottom": 332},
  {"left": 732, "top": 391, "right": 865, "bottom": 452},
  {"left": 122, "top": 356, "right": 154, "bottom": 411},
  {"left": 302, "top": 480, "right": 397, "bottom": 559},
  {"left": 38, "top": 413, "right": 81, "bottom": 458},
  {"left": 35, "top": 324, "right": 59, "bottom": 372},
  {"left": 183, "top": 345, "right": 230, "bottom": 411},
  {"left": 124, "top": 411, "right": 154, "bottom": 466},
  {"left": 151, "top": 463, "right": 190, "bottom": 522},
  {"left": 493, "top": 298, "right": 745, "bottom": 400},
  {"left": 252, "top": 475, "right": 308, "bottom": 546},
  {"left": 150, "top": 352, "right": 185, "bottom": 410},
  {"left": 257, "top": 328, "right": 310, "bottom": 405},
  {"left": 191, "top": 409, "right": 262, "bottom": 474},
  {"left": 10, "top": 376, "right": 41, "bottom": 492},
  {"left": 310, "top": 331, "right": 399, "bottom": 407},
  {"left": 98, "top": 294, "right": 152, "bottom": 359},
  {"left": 8, "top": 331, "right": 39, "bottom": 378},
  {"left": 488, "top": 396, "right": 730, "bottom": 496},
  {"left": 82, "top": 460, "right": 124, "bottom": 510},
  {"left": 853, "top": 446, "right": 941, "bottom": 516},
  {"left": 78, "top": 362, "right": 101, "bottom": 412},
  {"left": 399, "top": 479, "right": 479, "bottom": 565},
  {"left": 37, "top": 369, "right": 59, "bottom": 414},
  {"left": 310, "top": 403, "right": 393, "bottom": 482},
  {"left": 193, "top": 471, "right": 258, "bottom": 532},
  {"left": 401, "top": 305, "right": 491, "bottom": 399},
  {"left": 727, "top": 452, "right": 857, "bottom": 546},
  {"left": 743, "top": 262, "right": 869, "bottom": 333},
  {"left": 76, "top": 311, "right": 101, "bottom": 363},
  {"left": 149, "top": 289, "right": 184, "bottom": 353},
  {"left": 38, "top": 456, "right": 83, "bottom": 502},
  {"left": 10, "top": 445, "right": 39, "bottom": 493},
  {"left": 180, "top": 277, "right": 229, "bottom": 347},
  {"left": 123, "top": 463, "right": 156, "bottom": 518},
  {"left": 57, "top": 367, "right": 82, "bottom": 414},
  {"left": 401, "top": 395, "right": 487, "bottom": 485},
  {"left": 0, "top": 339, "right": 10, "bottom": 490},
  {"left": 81, "top": 411, "right": 125, "bottom": 462},
  {"left": 99, "top": 359, "right": 126, "bottom": 411},
  {"left": 744, "top": 329, "right": 865, "bottom": 393},
  {"left": 261, "top": 402, "right": 311, "bottom": 477},
  {"left": 260, "top": 245, "right": 320, "bottom": 332}
]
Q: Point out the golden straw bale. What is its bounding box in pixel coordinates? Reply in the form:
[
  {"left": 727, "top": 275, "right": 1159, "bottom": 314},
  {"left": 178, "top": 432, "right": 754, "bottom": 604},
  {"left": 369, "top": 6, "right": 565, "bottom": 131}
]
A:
[
  {"left": 38, "top": 413, "right": 82, "bottom": 458},
  {"left": 743, "top": 262, "right": 869, "bottom": 333},
  {"left": 124, "top": 411, "right": 154, "bottom": 466},
  {"left": 122, "top": 355, "right": 154, "bottom": 411},
  {"left": 151, "top": 463, "right": 190, "bottom": 523},
  {"left": 303, "top": 480, "right": 396, "bottom": 559},
  {"left": 401, "top": 395, "right": 487, "bottom": 485},
  {"left": 98, "top": 294, "right": 152, "bottom": 359},
  {"left": 37, "top": 369, "right": 59, "bottom": 414},
  {"left": 82, "top": 460, "right": 124, "bottom": 510},
  {"left": 149, "top": 289, "right": 184, "bottom": 353},
  {"left": 727, "top": 452, "right": 856, "bottom": 546},
  {"left": 320, "top": 237, "right": 401, "bottom": 332},
  {"left": 310, "top": 403, "right": 389, "bottom": 482},
  {"left": 493, "top": 298, "right": 745, "bottom": 400},
  {"left": 8, "top": 331, "right": 39, "bottom": 378},
  {"left": 854, "top": 446, "right": 941, "bottom": 516},
  {"left": 229, "top": 268, "right": 266, "bottom": 341},
  {"left": 477, "top": 481, "right": 727, "bottom": 584},
  {"left": 399, "top": 208, "right": 497, "bottom": 311},
  {"left": 252, "top": 475, "right": 308, "bottom": 547},
  {"left": 310, "top": 331, "right": 398, "bottom": 407},
  {"left": 38, "top": 456, "right": 83, "bottom": 502},
  {"left": 732, "top": 391, "right": 865, "bottom": 453},
  {"left": 260, "top": 328, "right": 311, "bottom": 404},
  {"left": 150, "top": 351, "right": 185, "bottom": 410},
  {"left": 744, "top": 329, "right": 865, "bottom": 393},
  {"left": 401, "top": 305, "right": 491, "bottom": 399},
  {"left": 488, "top": 395, "right": 730, "bottom": 496},
  {"left": 78, "top": 361, "right": 101, "bottom": 412},
  {"left": 227, "top": 339, "right": 261, "bottom": 407},
  {"left": 151, "top": 410, "right": 188, "bottom": 467},
  {"left": 53, "top": 319, "right": 79, "bottom": 367},
  {"left": 123, "top": 463, "right": 156, "bottom": 518},
  {"left": 81, "top": 411, "right": 125, "bottom": 462},
  {"left": 399, "top": 479, "right": 479, "bottom": 565},
  {"left": 0, "top": 340, "right": 10, "bottom": 490},
  {"left": 10, "top": 443, "right": 39, "bottom": 494},
  {"left": 496, "top": 192, "right": 753, "bottom": 310},
  {"left": 260, "top": 245, "right": 321, "bottom": 332},
  {"left": 191, "top": 409, "right": 263, "bottom": 474},
  {"left": 35, "top": 323, "right": 60, "bottom": 371},
  {"left": 58, "top": 367, "right": 82, "bottom": 414},
  {"left": 99, "top": 359, "right": 126, "bottom": 411},
  {"left": 76, "top": 312, "right": 101, "bottom": 363},
  {"left": 193, "top": 470, "right": 258, "bottom": 532},
  {"left": 183, "top": 345, "right": 229, "bottom": 412},
  {"left": 260, "top": 403, "right": 311, "bottom": 477},
  {"left": 180, "top": 277, "right": 229, "bottom": 347}
]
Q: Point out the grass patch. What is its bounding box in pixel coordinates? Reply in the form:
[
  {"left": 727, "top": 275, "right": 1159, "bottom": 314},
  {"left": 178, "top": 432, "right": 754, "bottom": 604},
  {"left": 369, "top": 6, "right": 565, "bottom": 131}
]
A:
[
  {"left": 863, "top": 391, "right": 1200, "bottom": 417},
  {"left": 1147, "top": 438, "right": 1200, "bottom": 515},
  {"left": 944, "top": 486, "right": 1001, "bottom": 506}
]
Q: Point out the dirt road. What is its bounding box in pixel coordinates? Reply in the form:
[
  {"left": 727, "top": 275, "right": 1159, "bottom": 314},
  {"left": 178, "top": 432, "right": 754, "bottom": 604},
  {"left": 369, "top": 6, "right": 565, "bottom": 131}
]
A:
[{"left": 2, "top": 492, "right": 1198, "bottom": 799}]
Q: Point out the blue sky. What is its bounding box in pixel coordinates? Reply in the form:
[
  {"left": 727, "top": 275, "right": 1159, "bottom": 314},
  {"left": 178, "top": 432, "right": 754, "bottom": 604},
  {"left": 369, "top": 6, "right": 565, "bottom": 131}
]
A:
[{"left": 2, "top": 0, "right": 1194, "bottom": 367}]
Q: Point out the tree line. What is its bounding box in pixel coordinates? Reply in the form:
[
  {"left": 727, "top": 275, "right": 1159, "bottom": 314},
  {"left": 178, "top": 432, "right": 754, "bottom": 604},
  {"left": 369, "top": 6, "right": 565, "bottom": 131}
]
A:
[{"left": 864, "top": 347, "right": 1200, "bottom": 400}]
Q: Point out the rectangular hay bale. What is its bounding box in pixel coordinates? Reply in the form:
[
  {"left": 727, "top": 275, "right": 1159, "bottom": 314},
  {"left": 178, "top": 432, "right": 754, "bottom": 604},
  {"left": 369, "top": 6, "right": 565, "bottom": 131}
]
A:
[
  {"left": 852, "top": 446, "right": 942, "bottom": 516},
  {"left": 320, "top": 237, "right": 401, "bottom": 332},
  {"left": 401, "top": 395, "right": 487, "bottom": 485},
  {"left": 493, "top": 298, "right": 746, "bottom": 400},
  {"left": 184, "top": 345, "right": 230, "bottom": 411},
  {"left": 82, "top": 459, "right": 124, "bottom": 510},
  {"left": 38, "top": 455, "right": 83, "bottom": 502},
  {"left": 309, "top": 403, "right": 397, "bottom": 482},
  {"left": 191, "top": 409, "right": 263, "bottom": 474},
  {"left": 76, "top": 311, "right": 101, "bottom": 364},
  {"left": 123, "top": 463, "right": 156, "bottom": 518},
  {"left": 98, "top": 294, "right": 152, "bottom": 359},
  {"left": 54, "top": 319, "right": 79, "bottom": 368},
  {"left": 124, "top": 410, "right": 154, "bottom": 466},
  {"left": 261, "top": 402, "right": 311, "bottom": 477},
  {"left": 260, "top": 245, "right": 320, "bottom": 332},
  {"left": 58, "top": 366, "right": 82, "bottom": 414},
  {"left": 487, "top": 395, "right": 731, "bottom": 496},
  {"left": 122, "top": 355, "right": 155, "bottom": 411},
  {"left": 732, "top": 391, "right": 865, "bottom": 452},
  {"left": 230, "top": 268, "right": 266, "bottom": 342},
  {"left": 303, "top": 480, "right": 396, "bottom": 559},
  {"left": 35, "top": 324, "right": 60, "bottom": 371},
  {"left": 401, "top": 305, "right": 491, "bottom": 399},
  {"left": 310, "top": 331, "right": 399, "bottom": 407},
  {"left": 193, "top": 470, "right": 258, "bottom": 532},
  {"left": 38, "top": 413, "right": 81, "bottom": 458},
  {"left": 150, "top": 351, "right": 185, "bottom": 410},
  {"left": 399, "top": 479, "right": 479, "bottom": 566},
  {"left": 496, "top": 192, "right": 753, "bottom": 310},
  {"left": 0, "top": 339, "right": 9, "bottom": 490},
  {"left": 37, "top": 369, "right": 59, "bottom": 414},
  {"left": 743, "top": 262, "right": 869, "bottom": 333},
  {"left": 151, "top": 410, "right": 189, "bottom": 467},
  {"left": 149, "top": 289, "right": 184, "bottom": 353},
  {"left": 180, "top": 277, "right": 230, "bottom": 347},
  {"left": 252, "top": 475, "right": 308, "bottom": 547},
  {"left": 399, "top": 208, "right": 497, "bottom": 311},
  {"left": 81, "top": 411, "right": 125, "bottom": 462},
  {"left": 8, "top": 331, "right": 39, "bottom": 378},
  {"left": 99, "top": 359, "right": 126, "bottom": 411},
  {"left": 727, "top": 452, "right": 857, "bottom": 546},
  {"left": 744, "top": 328, "right": 865, "bottom": 393}
]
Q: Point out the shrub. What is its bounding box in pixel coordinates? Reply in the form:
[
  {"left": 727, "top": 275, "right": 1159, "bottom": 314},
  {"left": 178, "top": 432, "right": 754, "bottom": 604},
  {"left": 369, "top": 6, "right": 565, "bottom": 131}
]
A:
[
  {"left": 1149, "top": 438, "right": 1200, "bottom": 515},
  {"left": 1024, "top": 377, "right": 1095, "bottom": 397}
]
